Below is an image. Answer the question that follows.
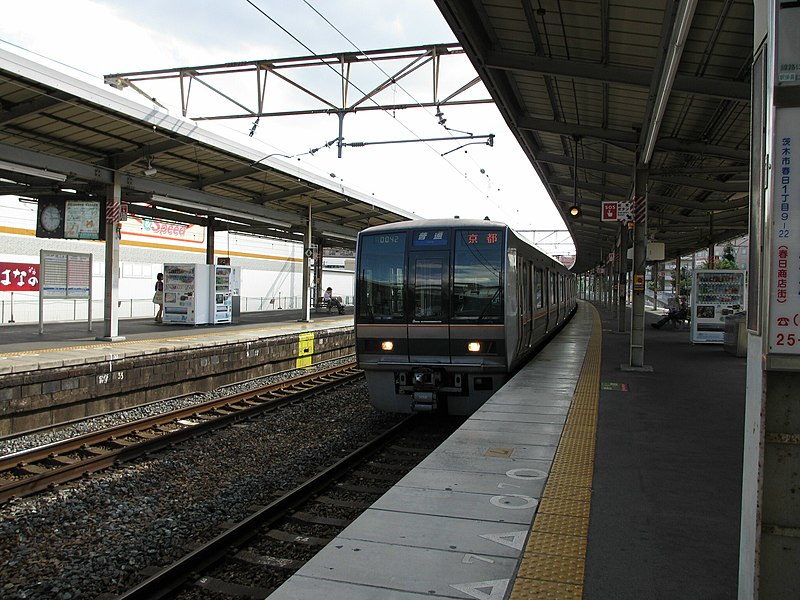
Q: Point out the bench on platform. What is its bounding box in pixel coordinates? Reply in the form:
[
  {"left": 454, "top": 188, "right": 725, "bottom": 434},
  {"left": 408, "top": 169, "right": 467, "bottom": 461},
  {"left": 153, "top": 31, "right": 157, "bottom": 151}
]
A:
[{"left": 313, "top": 297, "right": 348, "bottom": 315}]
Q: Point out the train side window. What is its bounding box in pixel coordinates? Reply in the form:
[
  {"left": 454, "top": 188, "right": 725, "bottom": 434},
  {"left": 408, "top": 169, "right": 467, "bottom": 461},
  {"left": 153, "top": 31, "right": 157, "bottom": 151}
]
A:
[
  {"left": 521, "top": 261, "right": 530, "bottom": 317},
  {"left": 356, "top": 233, "right": 406, "bottom": 321},
  {"left": 534, "top": 268, "right": 544, "bottom": 309}
]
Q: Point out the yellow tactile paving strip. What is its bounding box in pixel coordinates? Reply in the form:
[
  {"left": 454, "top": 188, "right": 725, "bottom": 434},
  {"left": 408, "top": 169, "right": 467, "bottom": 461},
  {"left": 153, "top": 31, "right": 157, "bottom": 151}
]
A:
[{"left": 510, "top": 304, "right": 601, "bottom": 600}]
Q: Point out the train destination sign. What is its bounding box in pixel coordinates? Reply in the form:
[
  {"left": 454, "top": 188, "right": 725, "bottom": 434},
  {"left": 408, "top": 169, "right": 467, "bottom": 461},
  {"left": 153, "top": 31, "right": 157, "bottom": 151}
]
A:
[{"left": 413, "top": 230, "right": 448, "bottom": 246}]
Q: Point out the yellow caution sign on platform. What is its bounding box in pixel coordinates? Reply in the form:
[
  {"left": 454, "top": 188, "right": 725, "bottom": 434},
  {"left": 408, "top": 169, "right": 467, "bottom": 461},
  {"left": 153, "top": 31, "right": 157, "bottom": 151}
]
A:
[{"left": 296, "top": 332, "right": 314, "bottom": 368}]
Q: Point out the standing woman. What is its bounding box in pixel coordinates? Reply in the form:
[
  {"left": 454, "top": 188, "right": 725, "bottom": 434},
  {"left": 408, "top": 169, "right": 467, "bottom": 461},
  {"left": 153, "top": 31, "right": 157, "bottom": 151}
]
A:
[{"left": 153, "top": 272, "right": 164, "bottom": 322}]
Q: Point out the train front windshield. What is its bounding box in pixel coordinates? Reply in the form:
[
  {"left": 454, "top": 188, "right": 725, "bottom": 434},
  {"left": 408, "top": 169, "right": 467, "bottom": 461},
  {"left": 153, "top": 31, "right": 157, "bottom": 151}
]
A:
[
  {"left": 357, "top": 232, "right": 407, "bottom": 321},
  {"left": 357, "top": 228, "right": 504, "bottom": 323},
  {"left": 452, "top": 230, "right": 503, "bottom": 322}
]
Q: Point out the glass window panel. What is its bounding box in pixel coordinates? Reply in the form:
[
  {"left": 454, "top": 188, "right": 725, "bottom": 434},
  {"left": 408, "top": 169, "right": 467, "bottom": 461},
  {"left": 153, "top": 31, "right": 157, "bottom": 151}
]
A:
[
  {"left": 453, "top": 229, "right": 503, "bottom": 321},
  {"left": 535, "top": 268, "right": 544, "bottom": 309},
  {"left": 414, "top": 258, "right": 443, "bottom": 320},
  {"left": 357, "top": 233, "right": 406, "bottom": 321}
]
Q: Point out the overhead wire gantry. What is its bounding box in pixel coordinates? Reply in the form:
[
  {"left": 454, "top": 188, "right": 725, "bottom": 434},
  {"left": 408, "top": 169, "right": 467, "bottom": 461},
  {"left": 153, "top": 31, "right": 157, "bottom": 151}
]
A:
[{"left": 105, "top": 43, "right": 495, "bottom": 157}]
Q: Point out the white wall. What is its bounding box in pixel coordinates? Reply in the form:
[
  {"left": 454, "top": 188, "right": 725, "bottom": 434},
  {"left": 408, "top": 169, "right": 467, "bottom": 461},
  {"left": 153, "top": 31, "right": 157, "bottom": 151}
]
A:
[{"left": 0, "top": 196, "right": 353, "bottom": 320}]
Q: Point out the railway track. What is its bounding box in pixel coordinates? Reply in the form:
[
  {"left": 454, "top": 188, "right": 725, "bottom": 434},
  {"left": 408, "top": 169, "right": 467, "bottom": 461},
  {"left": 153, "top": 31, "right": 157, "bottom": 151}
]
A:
[
  {"left": 0, "top": 361, "right": 361, "bottom": 504},
  {"left": 115, "top": 414, "right": 464, "bottom": 599}
]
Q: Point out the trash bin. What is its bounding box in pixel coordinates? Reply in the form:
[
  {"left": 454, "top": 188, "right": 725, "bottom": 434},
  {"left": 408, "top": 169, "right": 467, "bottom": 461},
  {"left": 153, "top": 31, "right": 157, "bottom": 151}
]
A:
[
  {"left": 231, "top": 295, "right": 241, "bottom": 324},
  {"left": 723, "top": 311, "right": 747, "bottom": 357}
]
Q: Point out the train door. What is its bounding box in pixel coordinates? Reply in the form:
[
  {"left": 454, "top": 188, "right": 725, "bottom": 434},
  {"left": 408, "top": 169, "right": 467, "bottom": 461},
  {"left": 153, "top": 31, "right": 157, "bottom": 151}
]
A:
[
  {"left": 543, "top": 268, "right": 551, "bottom": 332},
  {"left": 408, "top": 250, "right": 450, "bottom": 363},
  {"left": 520, "top": 260, "right": 532, "bottom": 352}
]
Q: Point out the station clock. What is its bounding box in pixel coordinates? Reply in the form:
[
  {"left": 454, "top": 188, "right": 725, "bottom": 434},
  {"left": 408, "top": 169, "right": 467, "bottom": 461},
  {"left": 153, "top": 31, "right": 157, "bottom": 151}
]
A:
[{"left": 36, "top": 199, "right": 66, "bottom": 238}]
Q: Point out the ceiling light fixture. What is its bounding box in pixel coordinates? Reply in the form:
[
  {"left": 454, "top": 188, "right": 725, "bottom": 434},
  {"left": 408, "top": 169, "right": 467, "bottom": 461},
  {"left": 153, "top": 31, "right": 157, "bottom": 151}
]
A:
[
  {"left": 321, "top": 230, "right": 357, "bottom": 242},
  {"left": 569, "top": 135, "right": 582, "bottom": 219},
  {"left": 0, "top": 159, "right": 67, "bottom": 182},
  {"left": 150, "top": 194, "right": 291, "bottom": 228},
  {"left": 641, "top": 0, "right": 698, "bottom": 165},
  {"left": 143, "top": 158, "right": 157, "bottom": 177}
]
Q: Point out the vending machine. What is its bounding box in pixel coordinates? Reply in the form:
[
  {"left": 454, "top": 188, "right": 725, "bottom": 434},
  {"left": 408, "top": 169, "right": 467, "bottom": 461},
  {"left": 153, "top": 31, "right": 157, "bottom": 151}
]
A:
[
  {"left": 212, "top": 265, "right": 232, "bottom": 324},
  {"left": 162, "top": 263, "right": 211, "bottom": 324},
  {"left": 690, "top": 270, "right": 746, "bottom": 343}
]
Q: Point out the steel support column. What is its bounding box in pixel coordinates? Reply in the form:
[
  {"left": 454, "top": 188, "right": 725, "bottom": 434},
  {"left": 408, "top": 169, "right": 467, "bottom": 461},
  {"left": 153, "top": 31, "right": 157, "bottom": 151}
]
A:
[
  {"left": 299, "top": 202, "right": 312, "bottom": 322},
  {"left": 652, "top": 261, "right": 660, "bottom": 310},
  {"left": 628, "top": 166, "right": 649, "bottom": 369},
  {"left": 740, "top": 2, "right": 800, "bottom": 596},
  {"left": 617, "top": 222, "right": 628, "bottom": 332},
  {"left": 99, "top": 172, "right": 124, "bottom": 341},
  {"left": 206, "top": 216, "right": 215, "bottom": 264},
  {"left": 314, "top": 237, "right": 324, "bottom": 304}
]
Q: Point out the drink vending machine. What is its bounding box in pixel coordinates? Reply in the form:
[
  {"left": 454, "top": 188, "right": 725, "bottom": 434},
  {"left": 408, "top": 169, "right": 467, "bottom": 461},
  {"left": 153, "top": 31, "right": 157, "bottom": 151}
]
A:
[
  {"left": 212, "top": 265, "right": 232, "bottom": 324},
  {"left": 162, "top": 263, "right": 232, "bottom": 325},
  {"left": 690, "top": 269, "right": 746, "bottom": 343}
]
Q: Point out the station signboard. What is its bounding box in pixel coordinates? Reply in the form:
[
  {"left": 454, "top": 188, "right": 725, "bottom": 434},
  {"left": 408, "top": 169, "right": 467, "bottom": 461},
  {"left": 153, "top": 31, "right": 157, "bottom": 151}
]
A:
[
  {"left": 601, "top": 200, "right": 634, "bottom": 222},
  {"left": 767, "top": 3, "right": 800, "bottom": 356}
]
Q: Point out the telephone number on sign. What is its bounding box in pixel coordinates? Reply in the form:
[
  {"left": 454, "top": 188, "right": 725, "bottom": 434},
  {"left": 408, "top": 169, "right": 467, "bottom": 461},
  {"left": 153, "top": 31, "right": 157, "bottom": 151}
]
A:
[{"left": 775, "top": 333, "right": 798, "bottom": 346}]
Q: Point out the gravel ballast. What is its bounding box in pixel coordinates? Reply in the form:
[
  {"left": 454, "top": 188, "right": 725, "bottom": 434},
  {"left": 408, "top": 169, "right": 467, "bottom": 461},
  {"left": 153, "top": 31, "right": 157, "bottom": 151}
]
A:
[{"left": 0, "top": 361, "right": 402, "bottom": 599}]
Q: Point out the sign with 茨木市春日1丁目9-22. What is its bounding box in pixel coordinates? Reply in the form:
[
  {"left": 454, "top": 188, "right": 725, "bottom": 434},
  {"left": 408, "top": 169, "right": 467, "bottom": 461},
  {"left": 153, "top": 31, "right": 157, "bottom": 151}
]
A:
[{"left": 768, "top": 106, "right": 800, "bottom": 354}]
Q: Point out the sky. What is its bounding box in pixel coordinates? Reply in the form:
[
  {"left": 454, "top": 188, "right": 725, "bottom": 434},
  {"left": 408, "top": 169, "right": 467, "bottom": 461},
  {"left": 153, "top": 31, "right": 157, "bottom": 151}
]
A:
[{"left": 0, "top": 0, "right": 572, "bottom": 254}]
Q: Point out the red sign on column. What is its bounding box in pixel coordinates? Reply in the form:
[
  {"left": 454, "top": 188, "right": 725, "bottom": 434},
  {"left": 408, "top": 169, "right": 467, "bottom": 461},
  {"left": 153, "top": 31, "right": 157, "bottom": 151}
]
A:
[{"left": 601, "top": 201, "right": 618, "bottom": 221}]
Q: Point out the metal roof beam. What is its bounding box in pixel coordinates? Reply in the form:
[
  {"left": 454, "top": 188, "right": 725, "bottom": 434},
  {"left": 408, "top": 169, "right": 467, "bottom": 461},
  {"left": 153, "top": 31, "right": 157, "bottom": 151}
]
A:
[
  {"left": 260, "top": 185, "right": 314, "bottom": 203},
  {"left": 126, "top": 204, "right": 208, "bottom": 227},
  {"left": 517, "top": 117, "right": 638, "bottom": 145},
  {"left": 484, "top": 50, "right": 748, "bottom": 102},
  {"left": 536, "top": 152, "right": 629, "bottom": 176},
  {"left": 0, "top": 91, "right": 74, "bottom": 124},
  {"left": 0, "top": 141, "right": 302, "bottom": 227},
  {"left": 655, "top": 137, "right": 749, "bottom": 162},
  {"left": 193, "top": 165, "right": 263, "bottom": 188},
  {"left": 334, "top": 209, "right": 382, "bottom": 225},
  {"left": 109, "top": 140, "right": 186, "bottom": 169},
  {"left": 648, "top": 174, "right": 747, "bottom": 193},
  {"left": 310, "top": 199, "right": 356, "bottom": 214},
  {"left": 554, "top": 186, "right": 747, "bottom": 213}
]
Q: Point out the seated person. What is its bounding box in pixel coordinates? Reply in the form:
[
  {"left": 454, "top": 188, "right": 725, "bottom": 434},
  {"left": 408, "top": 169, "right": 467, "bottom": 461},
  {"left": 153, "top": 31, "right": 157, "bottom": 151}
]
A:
[
  {"left": 652, "top": 297, "right": 688, "bottom": 329},
  {"left": 323, "top": 286, "right": 345, "bottom": 314}
]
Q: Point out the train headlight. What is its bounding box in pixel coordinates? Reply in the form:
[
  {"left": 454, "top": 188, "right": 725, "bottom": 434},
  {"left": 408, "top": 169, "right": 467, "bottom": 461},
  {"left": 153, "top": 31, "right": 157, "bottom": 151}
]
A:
[
  {"left": 381, "top": 340, "right": 394, "bottom": 351},
  {"left": 467, "top": 341, "right": 481, "bottom": 352}
]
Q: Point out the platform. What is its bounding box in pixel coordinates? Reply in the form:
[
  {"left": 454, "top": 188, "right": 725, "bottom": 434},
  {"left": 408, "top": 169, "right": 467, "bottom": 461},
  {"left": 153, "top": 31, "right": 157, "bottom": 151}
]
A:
[
  {"left": 268, "top": 300, "right": 745, "bottom": 599},
  {"left": 0, "top": 300, "right": 746, "bottom": 596},
  {"left": 0, "top": 309, "right": 351, "bottom": 359}
]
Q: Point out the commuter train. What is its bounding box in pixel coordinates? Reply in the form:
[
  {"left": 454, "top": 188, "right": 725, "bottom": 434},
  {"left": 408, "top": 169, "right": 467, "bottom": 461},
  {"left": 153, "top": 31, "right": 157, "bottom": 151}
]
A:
[{"left": 355, "top": 218, "right": 577, "bottom": 415}]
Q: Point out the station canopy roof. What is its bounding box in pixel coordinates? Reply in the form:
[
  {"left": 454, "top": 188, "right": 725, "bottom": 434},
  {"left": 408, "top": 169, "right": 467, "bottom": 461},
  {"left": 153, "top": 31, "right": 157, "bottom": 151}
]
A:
[
  {"left": 0, "top": 47, "right": 417, "bottom": 248},
  {"left": 434, "top": 0, "right": 754, "bottom": 272}
]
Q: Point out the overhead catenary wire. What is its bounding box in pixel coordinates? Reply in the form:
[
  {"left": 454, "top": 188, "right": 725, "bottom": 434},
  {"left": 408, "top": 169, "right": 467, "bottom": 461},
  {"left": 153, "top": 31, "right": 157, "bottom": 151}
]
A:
[
  {"left": 293, "top": 0, "right": 510, "bottom": 219},
  {"left": 243, "top": 2, "right": 497, "bottom": 183}
]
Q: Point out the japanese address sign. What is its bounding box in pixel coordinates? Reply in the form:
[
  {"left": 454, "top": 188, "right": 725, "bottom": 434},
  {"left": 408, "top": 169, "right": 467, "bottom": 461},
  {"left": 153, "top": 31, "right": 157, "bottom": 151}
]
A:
[
  {"left": 0, "top": 262, "right": 39, "bottom": 292},
  {"left": 768, "top": 109, "right": 800, "bottom": 353},
  {"left": 767, "top": 4, "right": 800, "bottom": 355}
]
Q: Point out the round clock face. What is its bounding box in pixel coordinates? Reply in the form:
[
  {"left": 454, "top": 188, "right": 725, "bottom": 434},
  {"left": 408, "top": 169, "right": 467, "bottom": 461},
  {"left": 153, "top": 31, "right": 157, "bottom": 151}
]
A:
[{"left": 40, "top": 204, "right": 62, "bottom": 232}]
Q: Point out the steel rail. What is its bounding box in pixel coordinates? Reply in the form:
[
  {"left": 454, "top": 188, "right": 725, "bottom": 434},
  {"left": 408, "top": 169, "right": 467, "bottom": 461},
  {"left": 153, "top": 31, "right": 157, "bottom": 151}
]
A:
[
  {"left": 114, "top": 414, "right": 417, "bottom": 600},
  {"left": 0, "top": 361, "right": 360, "bottom": 503}
]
